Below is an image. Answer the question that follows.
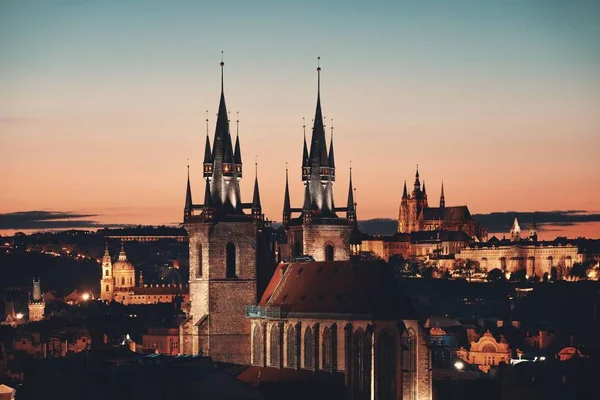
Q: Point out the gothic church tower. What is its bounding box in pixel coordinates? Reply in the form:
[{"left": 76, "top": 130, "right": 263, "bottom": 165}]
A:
[
  {"left": 180, "top": 58, "right": 271, "bottom": 363},
  {"left": 28, "top": 279, "right": 45, "bottom": 322},
  {"left": 282, "top": 59, "right": 356, "bottom": 261},
  {"left": 100, "top": 244, "right": 114, "bottom": 301}
]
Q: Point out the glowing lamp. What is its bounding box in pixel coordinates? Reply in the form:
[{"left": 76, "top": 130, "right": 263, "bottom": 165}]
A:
[
  {"left": 82, "top": 293, "right": 90, "bottom": 301},
  {"left": 16, "top": 313, "right": 24, "bottom": 320},
  {"left": 454, "top": 361, "right": 464, "bottom": 370}
]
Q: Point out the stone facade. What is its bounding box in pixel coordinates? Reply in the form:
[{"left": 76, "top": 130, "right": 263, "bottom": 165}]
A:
[
  {"left": 457, "top": 330, "right": 511, "bottom": 371},
  {"left": 287, "top": 224, "right": 352, "bottom": 262}
]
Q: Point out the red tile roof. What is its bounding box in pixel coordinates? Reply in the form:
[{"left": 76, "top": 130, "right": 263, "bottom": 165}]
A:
[{"left": 259, "top": 260, "right": 417, "bottom": 319}]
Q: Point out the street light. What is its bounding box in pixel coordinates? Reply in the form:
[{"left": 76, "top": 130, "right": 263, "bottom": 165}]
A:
[
  {"left": 454, "top": 360, "right": 465, "bottom": 370},
  {"left": 81, "top": 293, "right": 90, "bottom": 301}
]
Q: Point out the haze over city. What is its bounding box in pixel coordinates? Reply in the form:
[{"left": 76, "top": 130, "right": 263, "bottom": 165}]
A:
[{"left": 1, "top": 0, "right": 599, "bottom": 238}]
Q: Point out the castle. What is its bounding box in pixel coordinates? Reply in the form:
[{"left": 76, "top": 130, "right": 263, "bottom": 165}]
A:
[
  {"left": 398, "top": 167, "right": 487, "bottom": 241},
  {"left": 99, "top": 244, "right": 189, "bottom": 305},
  {"left": 179, "top": 58, "right": 432, "bottom": 400}
]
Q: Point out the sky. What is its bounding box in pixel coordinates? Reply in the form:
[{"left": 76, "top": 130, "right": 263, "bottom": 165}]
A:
[{"left": 1, "top": 0, "right": 599, "bottom": 237}]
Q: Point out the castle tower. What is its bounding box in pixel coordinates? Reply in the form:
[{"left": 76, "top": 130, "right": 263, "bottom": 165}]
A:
[
  {"left": 529, "top": 214, "right": 538, "bottom": 241},
  {"left": 100, "top": 244, "right": 114, "bottom": 301},
  {"left": 283, "top": 58, "right": 354, "bottom": 261},
  {"left": 28, "top": 278, "right": 45, "bottom": 322},
  {"left": 398, "top": 180, "right": 409, "bottom": 233},
  {"left": 180, "top": 56, "right": 271, "bottom": 363},
  {"left": 510, "top": 217, "right": 521, "bottom": 242}
]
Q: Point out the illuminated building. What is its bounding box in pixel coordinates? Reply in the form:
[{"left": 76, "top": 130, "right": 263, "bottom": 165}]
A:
[
  {"left": 398, "top": 169, "right": 487, "bottom": 241},
  {"left": 28, "top": 278, "right": 45, "bottom": 322},
  {"left": 457, "top": 330, "right": 511, "bottom": 372}
]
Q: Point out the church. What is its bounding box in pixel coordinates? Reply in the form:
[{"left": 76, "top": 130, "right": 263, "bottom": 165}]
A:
[
  {"left": 179, "top": 58, "right": 432, "bottom": 400},
  {"left": 398, "top": 168, "right": 488, "bottom": 242}
]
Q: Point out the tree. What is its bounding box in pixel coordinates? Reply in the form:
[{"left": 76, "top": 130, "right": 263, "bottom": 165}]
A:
[
  {"left": 509, "top": 269, "right": 527, "bottom": 282},
  {"left": 550, "top": 267, "right": 558, "bottom": 281},
  {"left": 569, "top": 263, "right": 587, "bottom": 280},
  {"left": 487, "top": 268, "right": 506, "bottom": 282},
  {"left": 543, "top": 272, "right": 549, "bottom": 282}
]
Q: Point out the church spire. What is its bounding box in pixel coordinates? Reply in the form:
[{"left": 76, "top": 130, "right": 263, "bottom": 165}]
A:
[
  {"left": 402, "top": 180, "right": 408, "bottom": 199},
  {"left": 328, "top": 119, "right": 335, "bottom": 180},
  {"left": 184, "top": 163, "right": 193, "bottom": 220},
  {"left": 347, "top": 164, "right": 356, "bottom": 224},
  {"left": 422, "top": 180, "right": 427, "bottom": 197},
  {"left": 413, "top": 164, "right": 421, "bottom": 193},
  {"left": 440, "top": 181, "right": 445, "bottom": 209},
  {"left": 251, "top": 161, "right": 261, "bottom": 221},
  {"left": 234, "top": 112, "right": 242, "bottom": 166},
  {"left": 309, "top": 57, "right": 329, "bottom": 170},
  {"left": 283, "top": 164, "right": 291, "bottom": 226}
]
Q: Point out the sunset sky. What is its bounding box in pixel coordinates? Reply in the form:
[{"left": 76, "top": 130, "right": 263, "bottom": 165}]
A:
[{"left": 1, "top": 0, "right": 599, "bottom": 237}]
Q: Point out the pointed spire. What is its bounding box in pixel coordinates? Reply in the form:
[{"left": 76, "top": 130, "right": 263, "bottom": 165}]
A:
[
  {"left": 252, "top": 161, "right": 261, "bottom": 209},
  {"left": 402, "top": 180, "right": 408, "bottom": 199},
  {"left": 283, "top": 164, "right": 291, "bottom": 213},
  {"left": 303, "top": 183, "right": 311, "bottom": 211},
  {"left": 203, "top": 177, "right": 212, "bottom": 207},
  {"left": 203, "top": 114, "right": 212, "bottom": 165},
  {"left": 213, "top": 54, "right": 230, "bottom": 160},
  {"left": 309, "top": 57, "right": 328, "bottom": 168},
  {"left": 220, "top": 51, "right": 224, "bottom": 94},
  {"left": 347, "top": 164, "right": 355, "bottom": 212},
  {"left": 234, "top": 111, "right": 242, "bottom": 165},
  {"left": 224, "top": 130, "right": 234, "bottom": 164},
  {"left": 440, "top": 181, "right": 445, "bottom": 209},
  {"left": 302, "top": 118, "right": 309, "bottom": 168},
  {"left": 185, "top": 162, "right": 193, "bottom": 211},
  {"left": 414, "top": 164, "right": 421, "bottom": 192},
  {"left": 422, "top": 180, "right": 427, "bottom": 196},
  {"left": 328, "top": 120, "right": 335, "bottom": 169}
]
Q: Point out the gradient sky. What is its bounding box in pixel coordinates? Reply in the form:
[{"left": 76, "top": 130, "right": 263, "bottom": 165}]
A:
[{"left": 1, "top": 0, "right": 599, "bottom": 236}]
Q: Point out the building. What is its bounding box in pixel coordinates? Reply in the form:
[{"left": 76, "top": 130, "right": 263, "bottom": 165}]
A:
[
  {"left": 248, "top": 260, "right": 432, "bottom": 400},
  {"left": 99, "top": 243, "right": 189, "bottom": 305},
  {"left": 456, "top": 217, "right": 583, "bottom": 278},
  {"left": 178, "top": 58, "right": 431, "bottom": 398},
  {"left": 282, "top": 60, "right": 357, "bottom": 262},
  {"left": 142, "top": 328, "right": 180, "bottom": 355},
  {"left": 398, "top": 168, "right": 487, "bottom": 241},
  {"left": 457, "top": 330, "right": 511, "bottom": 371},
  {"left": 178, "top": 58, "right": 274, "bottom": 363},
  {"left": 361, "top": 230, "right": 471, "bottom": 262},
  {"left": 28, "top": 279, "right": 45, "bottom": 322}
]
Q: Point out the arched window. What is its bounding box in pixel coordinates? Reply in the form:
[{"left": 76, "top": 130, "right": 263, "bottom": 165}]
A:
[
  {"left": 269, "top": 324, "right": 280, "bottom": 367},
  {"left": 323, "top": 326, "right": 334, "bottom": 370},
  {"left": 325, "top": 244, "right": 334, "bottom": 262},
  {"left": 196, "top": 242, "right": 203, "bottom": 278},
  {"left": 352, "top": 329, "right": 365, "bottom": 397},
  {"left": 105, "top": 285, "right": 109, "bottom": 292},
  {"left": 287, "top": 325, "right": 297, "bottom": 369},
  {"left": 226, "top": 242, "right": 237, "bottom": 278},
  {"left": 121, "top": 277, "right": 125, "bottom": 285},
  {"left": 402, "top": 328, "right": 416, "bottom": 400},
  {"left": 304, "top": 327, "right": 314, "bottom": 369},
  {"left": 252, "top": 325, "right": 263, "bottom": 366},
  {"left": 105, "top": 269, "right": 109, "bottom": 276},
  {"left": 363, "top": 331, "right": 372, "bottom": 397},
  {"left": 377, "top": 330, "right": 396, "bottom": 400}
]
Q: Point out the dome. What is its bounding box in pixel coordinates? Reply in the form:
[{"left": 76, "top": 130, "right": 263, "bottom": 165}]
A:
[{"left": 113, "top": 245, "right": 134, "bottom": 272}]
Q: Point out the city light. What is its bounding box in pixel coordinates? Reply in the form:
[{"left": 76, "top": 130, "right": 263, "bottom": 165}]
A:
[
  {"left": 82, "top": 293, "right": 91, "bottom": 301},
  {"left": 454, "top": 360, "right": 464, "bottom": 370},
  {"left": 15, "top": 313, "right": 24, "bottom": 320}
]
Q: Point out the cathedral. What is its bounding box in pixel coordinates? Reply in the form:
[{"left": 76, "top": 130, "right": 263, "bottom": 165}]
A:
[
  {"left": 179, "top": 58, "right": 432, "bottom": 399},
  {"left": 398, "top": 167, "right": 487, "bottom": 241},
  {"left": 100, "top": 244, "right": 189, "bottom": 305}
]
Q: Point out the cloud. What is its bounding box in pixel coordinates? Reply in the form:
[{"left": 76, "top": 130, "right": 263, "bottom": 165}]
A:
[
  {"left": 473, "top": 210, "right": 600, "bottom": 232},
  {"left": 355, "top": 211, "right": 600, "bottom": 235},
  {"left": 0, "top": 210, "right": 99, "bottom": 230}
]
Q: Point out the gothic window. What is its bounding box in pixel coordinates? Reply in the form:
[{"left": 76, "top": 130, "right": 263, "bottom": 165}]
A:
[
  {"left": 377, "top": 330, "right": 396, "bottom": 400},
  {"left": 323, "top": 326, "right": 333, "bottom": 370},
  {"left": 401, "top": 328, "right": 416, "bottom": 400},
  {"left": 352, "top": 329, "right": 365, "bottom": 397},
  {"left": 363, "top": 331, "right": 372, "bottom": 397},
  {"left": 304, "top": 327, "right": 314, "bottom": 369},
  {"left": 252, "top": 325, "right": 263, "bottom": 366},
  {"left": 287, "top": 325, "right": 297, "bottom": 369},
  {"left": 325, "top": 244, "right": 334, "bottom": 262},
  {"left": 269, "top": 324, "right": 280, "bottom": 367},
  {"left": 226, "top": 242, "right": 237, "bottom": 278},
  {"left": 196, "top": 242, "right": 203, "bottom": 278}
]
